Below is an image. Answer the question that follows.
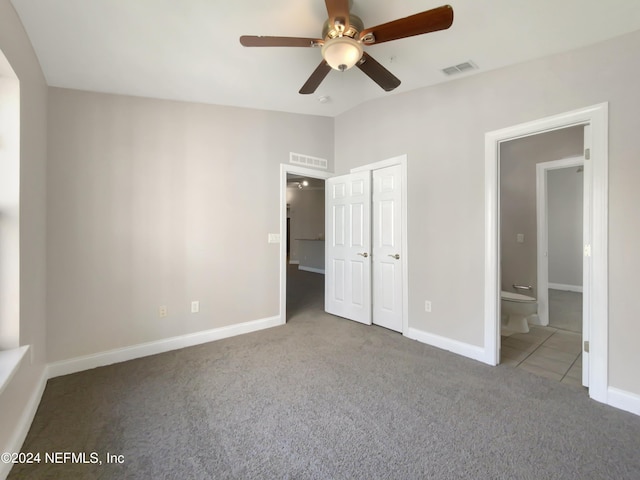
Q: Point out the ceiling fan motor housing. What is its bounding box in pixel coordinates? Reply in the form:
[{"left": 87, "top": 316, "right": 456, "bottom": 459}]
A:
[
  {"left": 322, "top": 14, "right": 364, "bottom": 40},
  {"left": 321, "top": 14, "right": 365, "bottom": 71}
]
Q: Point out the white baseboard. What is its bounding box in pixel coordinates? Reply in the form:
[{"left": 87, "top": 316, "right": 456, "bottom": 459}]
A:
[
  {"left": 288, "top": 260, "right": 300, "bottom": 265},
  {"left": 405, "top": 327, "right": 489, "bottom": 364},
  {"left": 298, "top": 266, "right": 325, "bottom": 274},
  {"left": 0, "top": 369, "right": 48, "bottom": 480},
  {"left": 607, "top": 387, "right": 640, "bottom": 416},
  {"left": 548, "top": 283, "right": 583, "bottom": 293},
  {"left": 48, "top": 315, "right": 283, "bottom": 379}
]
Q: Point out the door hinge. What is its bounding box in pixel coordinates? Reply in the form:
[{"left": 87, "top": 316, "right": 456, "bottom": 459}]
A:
[
  {"left": 584, "top": 340, "right": 590, "bottom": 353},
  {"left": 584, "top": 244, "right": 592, "bottom": 257},
  {"left": 584, "top": 148, "right": 591, "bottom": 160}
]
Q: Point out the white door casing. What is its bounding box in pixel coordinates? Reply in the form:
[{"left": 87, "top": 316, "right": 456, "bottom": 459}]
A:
[
  {"left": 581, "top": 124, "right": 592, "bottom": 387},
  {"left": 372, "top": 165, "right": 403, "bottom": 332},
  {"left": 485, "top": 103, "right": 608, "bottom": 404},
  {"left": 325, "top": 171, "right": 372, "bottom": 324}
]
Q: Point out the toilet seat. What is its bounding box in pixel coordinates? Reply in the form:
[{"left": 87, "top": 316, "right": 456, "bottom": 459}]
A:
[{"left": 501, "top": 291, "right": 535, "bottom": 303}]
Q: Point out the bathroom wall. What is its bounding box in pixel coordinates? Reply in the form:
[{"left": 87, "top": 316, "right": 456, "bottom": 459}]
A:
[
  {"left": 548, "top": 167, "right": 584, "bottom": 289},
  {"left": 286, "top": 183, "right": 325, "bottom": 263},
  {"left": 499, "top": 126, "right": 584, "bottom": 296}
]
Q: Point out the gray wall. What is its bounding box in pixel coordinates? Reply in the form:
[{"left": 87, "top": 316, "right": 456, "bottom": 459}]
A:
[
  {"left": 548, "top": 167, "right": 584, "bottom": 287},
  {"left": 0, "top": 0, "right": 48, "bottom": 455},
  {"left": 46, "top": 88, "right": 333, "bottom": 362},
  {"left": 334, "top": 30, "right": 640, "bottom": 395},
  {"left": 286, "top": 185, "right": 325, "bottom": 263},
  {"left": 499, "top": 127, "right": 584, "bottom": 296}
]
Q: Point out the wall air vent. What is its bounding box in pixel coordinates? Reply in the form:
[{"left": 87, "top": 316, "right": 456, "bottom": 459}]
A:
[
  {"left": 290, "top": 152, "right": 328, "bottom": 170},
  {"left": 442, "top": 60, "right": 478, "bottom": 76}
]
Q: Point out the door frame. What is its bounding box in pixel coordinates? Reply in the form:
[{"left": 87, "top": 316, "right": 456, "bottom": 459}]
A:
[
  {"left": 279, "top": 164, "right": 332, "bottom": 324},
  {"left": 484, "top": 103, "right": 608, "bottom": 404},
  {"left": 352, "top": 154, "right": 409, "bottom": 334},
  {"left": 536, "top": 156, "right": 585, "bottom": 327}
]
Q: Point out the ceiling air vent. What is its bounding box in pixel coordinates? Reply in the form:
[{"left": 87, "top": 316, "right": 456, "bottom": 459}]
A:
[
  {"left": 442, "top": 61, "right": 478, "bottom": 76},
  {"left": 290, "top": 152, "right": 328, "bottom": 170}
]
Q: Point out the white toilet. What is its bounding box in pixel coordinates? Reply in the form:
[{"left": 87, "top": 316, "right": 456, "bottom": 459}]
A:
[{"left": 501, "top": 291, "right": 539, "bottom": 335}]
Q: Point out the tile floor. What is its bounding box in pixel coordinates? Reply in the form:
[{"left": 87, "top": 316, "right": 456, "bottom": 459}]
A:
[{"left": 501, "top": 325, "right": 584, "bottom": 388}]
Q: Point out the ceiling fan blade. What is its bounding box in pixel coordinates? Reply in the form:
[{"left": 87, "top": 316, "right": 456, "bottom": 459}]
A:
[
  {"left": 299, "top": 61, "right": 332, "bottom": 95},
  {"left": 359, "top": 5, "right": 453, "bottom": 45},
  {"left": 325, "top": 0, "right": 351, "bottom": 31},
  {"left": 240, "top": 36, "right": 323, "bottom": 48},
  {"left": 356, "top": 52, "right": 401, "bottom": 92}
]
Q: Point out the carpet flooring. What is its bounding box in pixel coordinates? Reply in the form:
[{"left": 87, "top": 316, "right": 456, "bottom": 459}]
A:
[{"left": 9, "top": 267, "right": 640, "bottom": 479}]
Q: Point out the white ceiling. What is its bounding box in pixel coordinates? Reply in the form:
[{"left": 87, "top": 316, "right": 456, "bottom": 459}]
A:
[{"left": 10, "top": 0, "right": 640, "bottom": 117}]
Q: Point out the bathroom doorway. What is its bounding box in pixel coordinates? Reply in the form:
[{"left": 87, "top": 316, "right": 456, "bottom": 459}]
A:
[
  {"left": 498, "top": 128, "right": 585, "bottom": 386},
  {"left": 484, "top": 103, "right": 609, "bottom": 404},
  {"left": 536, "top": 157, "right": 585, "bottom": 332}
]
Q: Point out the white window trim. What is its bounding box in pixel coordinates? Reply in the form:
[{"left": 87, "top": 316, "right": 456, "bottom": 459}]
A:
[{"left": 0, "top": 346, "right": 29, "bottom": 395}]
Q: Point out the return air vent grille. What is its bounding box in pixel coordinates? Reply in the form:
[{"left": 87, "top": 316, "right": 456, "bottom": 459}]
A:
[
  {"left": 442, "top": 61, "right": 478, "bottom": 76},
  {"left": 290, "top": 152, "right": 328, "bottom": 170}
]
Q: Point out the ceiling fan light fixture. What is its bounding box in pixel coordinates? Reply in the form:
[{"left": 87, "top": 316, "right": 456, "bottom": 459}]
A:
[{"left": 321, "top": 36, "right": 363, "bottom": 71}]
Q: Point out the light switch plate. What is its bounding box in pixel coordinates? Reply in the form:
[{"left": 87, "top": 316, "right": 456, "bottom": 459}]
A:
[
  {"left": 268, "top": 233, "right": 280, "bottom": 244},
  {"left": 516, "top": 233, "right": 525, "bottom": 243}
]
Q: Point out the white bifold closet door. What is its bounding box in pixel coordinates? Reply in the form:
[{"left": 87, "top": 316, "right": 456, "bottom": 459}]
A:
[
  {"left": 372, "top": 165, "right": 403, "bottom": 332},
  {"left": 325, "top": 165, "right": 403, "bottom": 332},
  {"left": 325, "top": 171, "right": 372, "bottom": 325}
]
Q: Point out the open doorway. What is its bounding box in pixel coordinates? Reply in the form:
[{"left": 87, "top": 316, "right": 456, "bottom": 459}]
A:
[
  {"left": 537, "top": 156, "right": 585, "bottom": 333},
  {"left": 285, "top": 174, "right": 326, "bottom": 320},
  {"left": 279, "top": 165, "right": 331, "bottom": 324},
  {"left": 499, "top": 128, "right": 584, "bottom": 387},
  {"left": 484, "top": 103, "right": 609, "bottom": 404}
]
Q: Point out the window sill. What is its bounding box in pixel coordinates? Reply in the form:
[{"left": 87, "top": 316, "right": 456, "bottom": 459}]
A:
[{"left": 0, "top": 346, "right": 29, "bottom": 396}]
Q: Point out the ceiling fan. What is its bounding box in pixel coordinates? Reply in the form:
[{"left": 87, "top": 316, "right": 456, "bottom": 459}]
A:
[{"left": 240, "top": 1, "right": 454, "bottom": 95}]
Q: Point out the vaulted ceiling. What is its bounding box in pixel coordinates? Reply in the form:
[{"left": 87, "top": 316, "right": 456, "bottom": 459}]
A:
[{"left": 11, "top": 0, "right": 640, "bottom": 117}]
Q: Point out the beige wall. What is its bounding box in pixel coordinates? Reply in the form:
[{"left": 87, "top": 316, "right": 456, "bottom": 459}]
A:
[
  {"left": 548, "top": 166, "right": 584, "bottom": 287},
  {"left": 0, "top": 0, "right": 48, "bottom": 457},
  {"left": 499, "top": 127, "right": 583, "bottom": 296},
  {"left": 46, "top": 88, "right": 333, "bottom": 362},
  {"left": 334, "top": 30, "right": 640, "bottom": 395}
]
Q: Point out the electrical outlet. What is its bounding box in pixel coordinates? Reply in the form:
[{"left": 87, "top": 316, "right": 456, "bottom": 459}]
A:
[
  {"left": 159, "top": 305, "right": 168, "bottom": 317},
  {"left": 425, "top": 301, "right": 432, "bottom": 313},
  {"left": 191, "top": 300, "right": 200, "bottom": 313}
]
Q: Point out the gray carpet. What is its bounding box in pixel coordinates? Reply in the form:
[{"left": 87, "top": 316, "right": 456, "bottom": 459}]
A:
[{"left": 10, "top": 267, "right": 640, "bottom": 479}]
